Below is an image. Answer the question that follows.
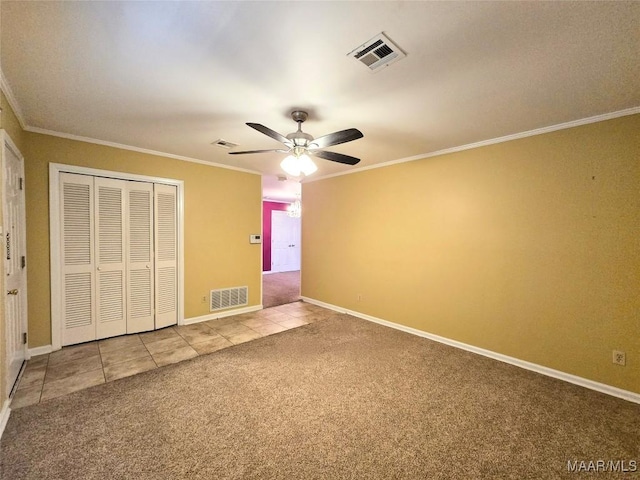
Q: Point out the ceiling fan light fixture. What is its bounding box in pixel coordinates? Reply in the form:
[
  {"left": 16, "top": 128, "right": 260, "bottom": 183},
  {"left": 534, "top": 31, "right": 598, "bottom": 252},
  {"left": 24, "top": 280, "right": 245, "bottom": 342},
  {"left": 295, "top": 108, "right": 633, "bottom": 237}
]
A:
[
  {"left": 298, "top": 153, "right": 318, "bottom": 176},
  {"left": 280, "top": 155, "right": 300, "bottom": 176},
  {"left": 280, "top": 153, "right": 317, "bottom": 177}
]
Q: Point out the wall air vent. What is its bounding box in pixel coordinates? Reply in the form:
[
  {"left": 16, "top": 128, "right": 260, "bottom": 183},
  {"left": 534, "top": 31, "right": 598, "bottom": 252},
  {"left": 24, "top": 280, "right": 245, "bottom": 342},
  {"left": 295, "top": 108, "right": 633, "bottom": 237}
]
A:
[
  {"left": 210, "top": 286, "right": 248, "bottom": 312},
  {"left": 348, "top": 32, "right": 406, "bottom": 72},
  {"left": 212, "top": 139, "right": 238, "bottom": 149}
]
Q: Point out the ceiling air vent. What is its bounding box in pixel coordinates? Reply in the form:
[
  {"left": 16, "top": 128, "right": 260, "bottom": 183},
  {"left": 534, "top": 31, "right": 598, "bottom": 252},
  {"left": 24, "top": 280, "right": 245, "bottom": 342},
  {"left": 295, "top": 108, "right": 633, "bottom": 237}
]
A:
[
  {"left": 348, "top": 32, "right": 406, "bottom": 73},
  {"left": 212, "top": 139, "right": 238, "bottom": 149}
]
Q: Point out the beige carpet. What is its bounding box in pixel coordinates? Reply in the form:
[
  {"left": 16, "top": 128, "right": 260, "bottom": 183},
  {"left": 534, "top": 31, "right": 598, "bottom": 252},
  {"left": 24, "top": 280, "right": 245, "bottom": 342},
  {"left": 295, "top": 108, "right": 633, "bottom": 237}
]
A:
[
  {"left": 2, "top": 313, "right": 639, "bottom": 479},
  {"left": 262, "top": 270, "right": 300, "bottom": 308}
]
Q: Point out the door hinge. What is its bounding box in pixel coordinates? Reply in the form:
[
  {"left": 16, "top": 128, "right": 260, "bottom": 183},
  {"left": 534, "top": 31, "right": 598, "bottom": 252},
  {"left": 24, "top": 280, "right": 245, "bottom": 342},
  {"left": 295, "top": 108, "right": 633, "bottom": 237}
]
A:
[
  {"left": 19, "top": 178, "right": 23, "bottom": 190},
  {"left": 23, "top": 332, "right": 27, "bottom": 345},
  {"left": 21, "top": 255, "right": 26, "bottom": 269}
]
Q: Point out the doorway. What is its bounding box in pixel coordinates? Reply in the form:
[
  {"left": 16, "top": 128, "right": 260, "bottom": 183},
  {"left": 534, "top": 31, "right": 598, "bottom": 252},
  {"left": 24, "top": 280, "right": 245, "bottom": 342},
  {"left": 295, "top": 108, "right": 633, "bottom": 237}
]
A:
[{"left": 262, "top": 200, "right": 301, "bottom": 308}]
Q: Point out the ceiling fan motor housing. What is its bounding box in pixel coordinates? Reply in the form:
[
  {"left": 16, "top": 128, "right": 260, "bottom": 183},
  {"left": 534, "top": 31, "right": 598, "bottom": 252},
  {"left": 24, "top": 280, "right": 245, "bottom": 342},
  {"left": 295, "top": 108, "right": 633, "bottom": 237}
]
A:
[{"left": 287, "top": 131, "right": 313, "bottom": 147}]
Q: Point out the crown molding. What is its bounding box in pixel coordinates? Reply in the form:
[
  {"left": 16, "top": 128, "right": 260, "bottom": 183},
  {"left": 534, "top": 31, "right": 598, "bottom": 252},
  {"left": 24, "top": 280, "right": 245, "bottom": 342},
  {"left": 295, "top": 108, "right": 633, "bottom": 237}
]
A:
[
  {"left": 26, "top": 126, "right": 262, "bottom": 175},
  {"left": 308, "top": 106, "right": 640, "bottom": 184},
  {"left": 0, "top": 69, "right": 28, "bottom": 130},
  {"left": 3, "top": 61, "right": 637, "bottom": 181},
  {"left": 1, "top": 66, "right": 259, "bottom": 175}
]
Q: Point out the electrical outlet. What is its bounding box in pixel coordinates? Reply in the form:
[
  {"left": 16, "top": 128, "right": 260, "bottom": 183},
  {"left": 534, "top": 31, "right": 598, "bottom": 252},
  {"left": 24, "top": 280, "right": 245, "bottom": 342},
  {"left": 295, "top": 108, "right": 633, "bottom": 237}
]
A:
[
  {"left": 612, "top": 350, "right": 626, "bottom": 366},
  {"left": 201, "top": 295, "right": 207, "bottom": 304}
]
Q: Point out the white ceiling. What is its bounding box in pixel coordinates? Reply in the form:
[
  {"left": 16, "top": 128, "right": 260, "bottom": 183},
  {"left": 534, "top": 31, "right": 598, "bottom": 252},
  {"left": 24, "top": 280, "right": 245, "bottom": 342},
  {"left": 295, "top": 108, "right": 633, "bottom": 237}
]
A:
[{"left": 2, "top": 1, "right": 639, "bottom": 201}]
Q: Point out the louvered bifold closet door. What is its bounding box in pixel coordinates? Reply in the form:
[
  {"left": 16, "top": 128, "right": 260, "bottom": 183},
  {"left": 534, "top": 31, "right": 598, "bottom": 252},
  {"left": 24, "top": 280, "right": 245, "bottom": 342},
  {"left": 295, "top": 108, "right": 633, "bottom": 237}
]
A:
[
  {"left": 94, "top": 177, "right": 127, "bottom": 339},
  {"left": 60, "top": 173, "right": 96, "bottom": 346},
  {"left": 154, "top": 184, "right": 178, "bottom": 328},
  {"left": 127, "top": 182, "right": 155, "bottom": 333}
]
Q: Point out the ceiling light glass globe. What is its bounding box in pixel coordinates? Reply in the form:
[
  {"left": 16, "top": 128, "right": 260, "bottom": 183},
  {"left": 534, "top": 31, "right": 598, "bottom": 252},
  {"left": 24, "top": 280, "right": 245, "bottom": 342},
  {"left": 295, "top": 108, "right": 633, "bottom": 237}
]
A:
[
  {"left": 280, "top": 153, "right": 317, "bottom": 177},
  {"left": 280, "top": 155, "right": 301, "bottom": 176},
  {"left": 298, "top": 154, "right": 318, "bottom": 176}
]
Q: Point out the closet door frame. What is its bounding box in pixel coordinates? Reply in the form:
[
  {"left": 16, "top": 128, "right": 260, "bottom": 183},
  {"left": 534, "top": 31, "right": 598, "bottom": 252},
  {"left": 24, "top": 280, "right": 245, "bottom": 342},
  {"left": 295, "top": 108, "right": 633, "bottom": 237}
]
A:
[{"left": 49, "top": 163, "right": 184, "bottom": 351}]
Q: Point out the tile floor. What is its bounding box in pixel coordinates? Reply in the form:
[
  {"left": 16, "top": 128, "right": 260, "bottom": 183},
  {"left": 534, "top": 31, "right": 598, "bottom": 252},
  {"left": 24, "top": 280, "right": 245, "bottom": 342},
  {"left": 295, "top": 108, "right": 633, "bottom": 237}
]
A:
[{"left": 11, "top": 301, "right": 333, "bottom": 409}]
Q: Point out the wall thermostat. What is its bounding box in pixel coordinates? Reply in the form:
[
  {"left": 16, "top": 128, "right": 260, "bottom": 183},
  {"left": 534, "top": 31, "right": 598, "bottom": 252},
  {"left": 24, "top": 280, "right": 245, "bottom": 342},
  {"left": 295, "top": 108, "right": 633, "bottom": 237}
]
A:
[{"left": 250, "top": 234, "right": 262, "bottom": 244}]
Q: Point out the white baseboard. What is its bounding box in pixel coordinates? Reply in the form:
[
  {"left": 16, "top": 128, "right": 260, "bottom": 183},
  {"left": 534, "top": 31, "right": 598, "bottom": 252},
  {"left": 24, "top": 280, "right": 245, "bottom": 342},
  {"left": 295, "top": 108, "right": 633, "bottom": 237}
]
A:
[
  {"left": 183, "top": 304, "right": 263, "bottom": 325},
  {"left": 0, "top": 400, "right": 10, "bottom": 441},
  {"left": 28, "top": 345, "right": 54, "bottom": 357},
  {"left": 301, "top": 296, "right": 640, "bottom": 405}
]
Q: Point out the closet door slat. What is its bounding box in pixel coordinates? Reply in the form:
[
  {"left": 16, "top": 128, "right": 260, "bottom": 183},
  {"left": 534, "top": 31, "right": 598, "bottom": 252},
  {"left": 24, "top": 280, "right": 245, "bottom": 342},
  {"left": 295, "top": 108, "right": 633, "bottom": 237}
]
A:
[
  {"left": 60, "top": 173, "right": 96, "bottom": 345},
  {"left": 154, "top": 184, "right": 178, "bottom": 328},
  {"left": 95, "top": 177, "right": 127, "bottom": 339},
  {"left": 127, "top": 182, "right": 155, "bottom": 333}
]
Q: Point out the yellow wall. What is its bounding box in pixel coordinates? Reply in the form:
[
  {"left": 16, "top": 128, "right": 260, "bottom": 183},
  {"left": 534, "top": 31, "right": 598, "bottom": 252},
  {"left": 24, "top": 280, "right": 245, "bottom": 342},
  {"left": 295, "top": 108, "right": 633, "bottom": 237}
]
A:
[
  {"left": 25, "top": 133, "right": 262, "bottom": 347},
  {"left": 302, "top": 114, "right": 640, "bottom": 394}
]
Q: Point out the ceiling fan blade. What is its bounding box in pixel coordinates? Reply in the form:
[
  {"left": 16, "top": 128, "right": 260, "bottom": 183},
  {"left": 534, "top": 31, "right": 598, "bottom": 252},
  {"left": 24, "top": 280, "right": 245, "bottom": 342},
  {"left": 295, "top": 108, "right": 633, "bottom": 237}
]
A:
[
  {"left": 313, "top": 150, "right": 361, "bottom": 166},
  {"left": 246, "top": 123, "right": 293, "bottom": 146},
  {"left": 228, "top": 149, "right": 287, "bottom": 155},
  {"left": 310, "top": 128, "right": 363, "bottom": 149}
]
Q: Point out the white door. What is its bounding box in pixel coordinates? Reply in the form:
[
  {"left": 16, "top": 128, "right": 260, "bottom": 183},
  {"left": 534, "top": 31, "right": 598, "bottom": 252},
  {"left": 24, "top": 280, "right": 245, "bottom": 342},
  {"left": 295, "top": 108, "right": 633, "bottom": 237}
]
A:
[
  {"left": 3, "top": 135, "right": 27, "bottom": 394},
  {"left": 54, "top": 167, "right": 181, "bottom": 347},
  {"left": 154, "top": 183, "right": 178, "bottom": 329},
  {"left": 60, "top": 173, "right": 96, "bottom": 346},
  {"left": 59, "top": 174, "right": 178, "bottom": 345},
  {"left": 94, "top": 177, "right": 127, "bottom": 339},
  {"left": 271, "top": 210, "right": 301, "bottom": 273},
  {"left": 126, "top": 182, "right": 155, "bottom": 333}
]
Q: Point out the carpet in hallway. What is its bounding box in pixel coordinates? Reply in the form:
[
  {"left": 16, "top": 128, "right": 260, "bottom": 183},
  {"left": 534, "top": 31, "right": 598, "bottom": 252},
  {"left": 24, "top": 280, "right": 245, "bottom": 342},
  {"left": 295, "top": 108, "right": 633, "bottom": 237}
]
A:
[{"left": 262, "top": 270, "right": 300, "bottom": 308}]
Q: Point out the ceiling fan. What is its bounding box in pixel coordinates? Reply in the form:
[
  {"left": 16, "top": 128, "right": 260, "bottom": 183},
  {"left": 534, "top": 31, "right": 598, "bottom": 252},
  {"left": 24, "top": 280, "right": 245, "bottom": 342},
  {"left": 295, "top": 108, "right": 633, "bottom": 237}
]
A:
[{"left": 229, "top": 110, "right": 363, "bottom": 176}]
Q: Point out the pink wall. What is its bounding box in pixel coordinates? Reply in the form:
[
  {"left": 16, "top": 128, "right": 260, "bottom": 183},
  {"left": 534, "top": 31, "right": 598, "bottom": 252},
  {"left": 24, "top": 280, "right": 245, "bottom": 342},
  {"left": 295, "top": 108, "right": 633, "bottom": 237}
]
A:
[{"left": 262, "top": 201, "right": 290, "bottom": 271}]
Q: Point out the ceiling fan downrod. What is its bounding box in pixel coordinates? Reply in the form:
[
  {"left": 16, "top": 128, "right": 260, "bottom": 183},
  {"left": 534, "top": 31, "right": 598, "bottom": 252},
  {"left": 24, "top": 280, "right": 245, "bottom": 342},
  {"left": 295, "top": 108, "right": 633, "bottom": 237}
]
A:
[{"left": 286, "top": 111, "right": 313, "bottom": 148}]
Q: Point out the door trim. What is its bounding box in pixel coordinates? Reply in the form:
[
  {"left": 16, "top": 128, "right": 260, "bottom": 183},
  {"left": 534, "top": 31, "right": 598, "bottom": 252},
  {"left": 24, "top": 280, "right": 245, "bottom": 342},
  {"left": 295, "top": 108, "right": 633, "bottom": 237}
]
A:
[
  {"left": 1, "top": 130, "right": 28, "bottom": 394},
  {"left": 49, "top": 163, "right": 185, "bottom": 351}
]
